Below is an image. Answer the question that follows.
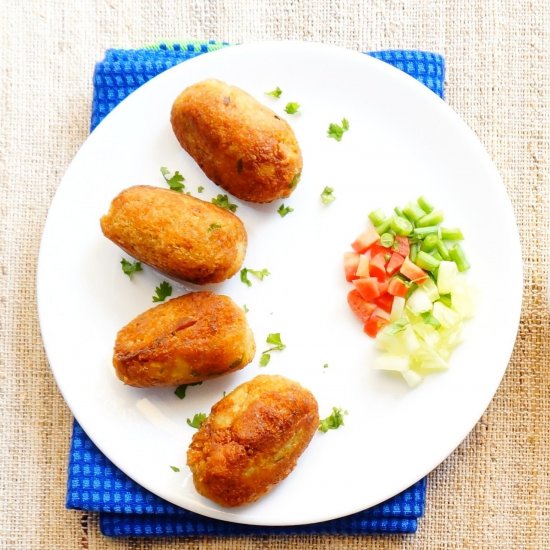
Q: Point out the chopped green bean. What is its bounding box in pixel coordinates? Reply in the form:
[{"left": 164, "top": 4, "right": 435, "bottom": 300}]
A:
[
  {"left": 435, "top": 238, "right": 450, "bottom": 260},
  {"left": 410, "top": 242, "right": 419, "bottom": 262},
  {"left": 439, "top": 227, "right": 464, "bottom": 241},
  {"left": 420, "top": 234, "right": 438, "bottom": 252},
  {"left": 390, "top": 216, "right": 413, "bottom": 236},
  {"left": 449, "top": 244, "right": 470, "bottom": 272},
  {"left": 418, "top": 196, "right": 434, "bottom": 213},
  {"left": 375, "top": 218, "right": 392, "bottom": 235},
  {"left": 403, "top": 202, "right": 426, "bottom": 223},
  {"left": 380, "top": 232, "right": 395, "bottom": 248},
  {"left": 415, "top": 250, "right": 441, "bottom": 272},
  {"left": 416, "top": 210, "right": 444, "bottom": 227},
  {"left": 368, "top": 209, "right": 386, "bottom": 226},
  {"left": 413, "top": 225, "right": 439, "bottom": 237}
]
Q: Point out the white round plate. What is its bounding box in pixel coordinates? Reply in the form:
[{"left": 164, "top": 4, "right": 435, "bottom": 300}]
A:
[{"left": 37, "top": 41, "right": 522, "bottom": 526}]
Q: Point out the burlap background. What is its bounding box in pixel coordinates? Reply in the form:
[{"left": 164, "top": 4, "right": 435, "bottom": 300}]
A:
[{"left": 1, "top": 1, "right": 548, "bottom": 548}]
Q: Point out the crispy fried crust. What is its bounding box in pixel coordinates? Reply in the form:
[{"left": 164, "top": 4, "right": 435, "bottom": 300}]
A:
[
  {"left": 100, "top": 185, "right": 247, "bottom": 284},
  {"left": 187, "top": 374, "right": 319, "bottom": 507},
  {"left": 171, "top": 79, "right": 303, "bottom": 203},
  {"left": 113, "top": 292, "right": 255, "bottom": 387}
]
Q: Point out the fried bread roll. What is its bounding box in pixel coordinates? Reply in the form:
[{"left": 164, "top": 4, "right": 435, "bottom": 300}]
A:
[
  {"left": 171, "top": 79, "right": 303, "bottom": 203},
  {"left": 113, "top": 292, "right": 255, "bottom": 387},
  {"left": 187, "top": 374, "right": 319, "bottom": 507},
  {"left": 100, "top": 185, "right": 246, "bottom": 284}
]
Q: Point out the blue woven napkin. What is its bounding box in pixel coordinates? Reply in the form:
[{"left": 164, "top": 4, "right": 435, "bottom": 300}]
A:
[{"left": 67, "top": 42, "right": 444, "bottom": 537}]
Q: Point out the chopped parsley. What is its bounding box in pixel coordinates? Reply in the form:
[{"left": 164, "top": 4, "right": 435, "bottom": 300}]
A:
[
  {"left": 120, "top": 258, "right": 142, "bottom": 278},
  {"left": 277, "top": 204, "right": 294, "bottom": 217},
  {"left": 174, "top": 381, "right": 202, "bottom": 399},
  {"left": 169, "top": 465, "right": 181, "bottom": 472},
  {"left": 265, "top": 86, "right": 283, "bottom": 98},
  {"left": 243, "top": 304, "right": 249, "bottom": 313},
  {"left": 327, "top": 118, "right": 349, "bottom": 142},
  {"left": 212, "top": 194, "right": 238, "bottom": 212},
  {"left": 319, "top": 407, "right": 347, "bottom": 433},
  {"left": 186, "top": 413, "right": 207, "bottom": 429},
  {"left": 152, "top": 281, "right": 172, "bottom": 302},
  {"left": 320, "top": 186, "right": 336, "bottom": 204},
  {"left": 284, "top": 102, "right": 300, "bottom": 115},
  {"left": 323, "top": 363, "right": 329, "bottom": 369},
  {"left": 160, "top": 166, "right": 185, "bottom": 192},
  {"left": 208, "top": 222, "right": 222, "bottom": 232},
  {"left": 259, "top": 333, "right": 286, "bottom": 366},
  {"left": 197, "top": 186, "right": 204, "bottom": 193},
  {"left": 240, "top": 268, "right": 270, "bottom": 287}
]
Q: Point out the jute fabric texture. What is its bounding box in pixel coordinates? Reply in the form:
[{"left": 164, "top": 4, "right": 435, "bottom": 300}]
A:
[{"left": 0, "top": 1, "right": 548, "bottom": 549}]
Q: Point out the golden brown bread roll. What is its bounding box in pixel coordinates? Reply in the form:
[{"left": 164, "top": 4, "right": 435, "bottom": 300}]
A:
[
  {"left": 100, "top": 185, "right": 246, "bottom": 284},
  {"left": 187, "top": 374, "right": 319, "bottom": 507},
  {"left": 113, "top": 292, "right": 255, "bottom": 387},
  {"left": 171, "top": 79, "right": 303, "bottom": 203}
]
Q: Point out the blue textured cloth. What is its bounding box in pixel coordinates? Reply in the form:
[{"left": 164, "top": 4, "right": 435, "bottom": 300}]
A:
[{"left": 68, "top": 42, "right": 444, "bottom": 538}]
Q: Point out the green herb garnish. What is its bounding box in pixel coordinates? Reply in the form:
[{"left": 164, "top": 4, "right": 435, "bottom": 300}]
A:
[
  {"left": 243, "top": 304, "right": 249, "bottom": 313},
  {"left": 160, "top": 166, "right": 185, "bottom": 192},
  {"left": 289, "top": 172, "right": 301, "bottom": 189},
  {"left": 284, "top": 102, "right": 300, "bottom": 115},
  {"left": 320, "top": 186, "right": 336, "bottom": 204},
  {"left": 323, "top": 363, "right": 329, "bottom": 369},
  {"left": 186, "top": 413, "right": 207, "bottom": 429},
  {"left": 259, "top": 353, "right": 271, "bottom": 367},
  {"left": 319, "top": 407, "right": 347, "bottom": 433},
  {"left": 258, "top": 333, "right": 286, "bottom": 367},
  {"left": 208, "top": 222, "right": 222, "bottom": 232},
  {"left": 169, "top": 465, "right": 181, "bottom": 472},
  {"left": 120, "top": 258, "right": 142, "bottom": 278},
  {"left": 212, "top": 194, "right": 238, "bottom": 212},
  {"left": 265, "top": 86, "right": 283, "bottom": 98},
  {"left": 174, "top": 382, "right": 202, "bottom": 399},
  {"left": 277, "top": 204, "right": 294, "bottom": 217},
  {"left": 327, "top": 118, "right": 349, "bottom": 141},
  {"left": 197, "top": 186, "right": 204, "bottom": 193},
  {"left": 152, "top": 281, "right": 172, "bottom": 302},
  {"left": 240, "top": 268, "right": 270, "bottom": 287}
]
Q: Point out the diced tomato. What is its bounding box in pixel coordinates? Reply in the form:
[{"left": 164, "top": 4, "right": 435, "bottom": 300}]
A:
[
  {"left": 369, "top": 243, "right": 392, "bottom": 259},
  {"left": 353, "top": 277, "right": 381, "bottom": 301},
  {"left": 351, "top": 225, "right": 380, "bottom": 253},
  {"left": 369, "top": 253, "right": 388, "bottom": 282},
  {"left": 388, "top": 276, "right": 409, "bottom": 297},
  {"left": 344, "top": 252, "right": 361, "bottom": 282},
  {"left": 374, "top": 292, "right": 394, "bottom": 313},
  {"left": 364, "top": 315, "right": 389, "bottom": 338},
  {"left": 378, "top": 280, "right": 389, "bottom": 294},
  {"left": 400, "top": 257, "right": 429, "bottom": 284},
  {"left": 386, "top": 252, "right": 405, "bottom": 276},
  {"left": 393, "top": 235, "right": 410, "bottom": 257},
  {"left": 347, "top": 290, "right": 377, "bottom": 323}
]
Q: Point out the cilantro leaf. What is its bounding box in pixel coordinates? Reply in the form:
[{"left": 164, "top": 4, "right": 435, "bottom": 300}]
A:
[
  {"left": 208, "top": 222, "right": 222, "bottom": 232},
  {"left": 327, "top": 118, "right": 349, "bottom": 142},
  {"left": 265, "top": 86, "right": 283, "bottom": 98},
  {"left": 284, "top": 102, "right": 300, "bottom": 115},
  {"left": 212, "top": 194, "right": 238, "bottom": 212},
  {"left": 174, "top": 381, "right": 202, "bottom": 399},
  {"left": 152, "top": 281, "right": 172, "bottom": 302},
  {"left": 240, "top": 268, "right": 270, "bottom": 287},
  {"left": 265, "top": 332, "right": 285, "bottom": 351},
  {"left": 277, "top": 204, "right": 294, "bottom": 217},
  {"left": 120, "top": 258, "right": 142, "bottom": 278},
  {"left": 169, "top": 465, "right": 181, "bottom": 472},
  {"left": 160, "top": 166, "right": 185, "bottom": 192},
  {"left": 319, "top": 407, "right": 347, "bottom": 433},
  {"left": 186, "top": 413, "right": 207, "bottom": 429},
  {"left": 320, "top": 186, "right": 336, "bottom": 204},
  {"left": 259, "top": 353, "right": 271, "bottom": 367},
  {"left": 197, "top": 186, "right": 204, "bottom": 193}
]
